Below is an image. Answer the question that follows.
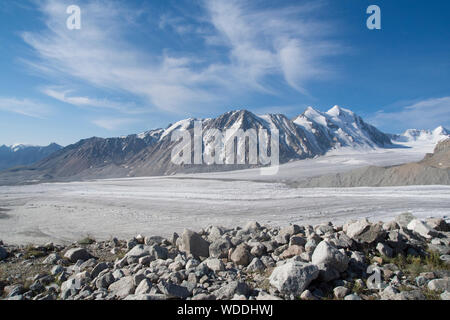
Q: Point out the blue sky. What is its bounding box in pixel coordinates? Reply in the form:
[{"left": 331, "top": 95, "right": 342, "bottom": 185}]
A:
[{"left": 0, "top": 0, "right": 449, "bottom": 146}]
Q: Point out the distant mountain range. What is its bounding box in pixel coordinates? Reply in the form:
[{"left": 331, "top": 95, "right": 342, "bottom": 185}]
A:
[
  {"left": 0, "top": 106, "right": 448, "bottom": 185},
  {"left": 390, "top": 126, "right": 449, "bottom": 144},
  {"left": 0, "top": 143, "right": 62, "bottom": 171}
]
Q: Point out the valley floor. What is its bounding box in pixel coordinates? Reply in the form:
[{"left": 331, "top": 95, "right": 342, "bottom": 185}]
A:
[
  {"left": 0, "top": 178, "right": 449, "bottom": 245},
  {"left": 0, "top": 140, "right": 448, "bottom": 245}
]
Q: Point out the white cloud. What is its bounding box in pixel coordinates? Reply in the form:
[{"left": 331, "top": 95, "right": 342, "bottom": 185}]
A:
[
  {"left": 369, "top": 97, "right": 450, "bottom": 131},
  {"left": 0, "top": 97, "right": 50, "bottom": 118},
  {"left": 91, "top": 118, "right": 140, "bottom": 131},
  {"left": 204, "top": 0, "right": 336, "bottom": 93},
  {"left": 42, "top": 88, "right": 146, "bottom": 114},
  {"left": 21, "top": 0, "right": 339, "bottom": 115}
]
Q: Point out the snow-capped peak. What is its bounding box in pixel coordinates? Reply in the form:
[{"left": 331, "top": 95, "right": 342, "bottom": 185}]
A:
[
  {"left": 9, "top": 144, "right": 37, "bottom": 152},
  {"left": 397, "top": 126, "right": 449, "bottom": 144},
  {"left": 433, "top": 126, "right": 449, "bottom": 136},
  {"left": 294, "top": 106, "right": 392, "bottom": 151}
]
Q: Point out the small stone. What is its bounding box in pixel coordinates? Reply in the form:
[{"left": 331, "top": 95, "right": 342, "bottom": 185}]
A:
[
  {"left": 96, "top": 272, "right": 115, "bottom": 290},
  {"left": 212, "top": 281, "right": 249, "bottom": 300},
  {"left": 204, "top": 258, "right": 225, "bottom": 272},
  {"left": 51, "top": 265, "right": 64, "bottom": 276},
  {"left": 64, "top": 248, "right": 92, "bottom": 263},
  {"left": 209, "top": 238, "right": 232, "bottom": 259},
  {"left": 158, "top": 281, "right": 190, "bottom": 299},
  {"left": 300, "top": 289, "right": 315, "bottom": 300},
  {"left": 246, "top": 257, "right": 265, "bottom": 272},
  {"left": 231, "top": 244, "right": 252, "bottom": 266},
  {"left": 108, "top": 276, "right": 135, "bottom": 299},
  {"left": 289, "top": 236, "right": 306, "bottom": 247},
  {"left": 249, "top": 243, "right": 266, "bottom": 257},
  {"left": 135, "top": 278, "right": 152, "bottom": 295},
  {"left": 415, "top": 276, "right": 427, "bottom": 286},
  {"left": 426, "top": 218, "right": 449, "bottom": 232},
  {"left": 440, "top": 291, "right": 450, "bottom": 300},
  {"left": 376, "top": 243, "right": 394, "bottom": 258},
  {"left": 91, "top": 262, "right": 109, "bottom": 279},
  {"left": 344, "top": 294, "right": 362, "bottom": 300},
  {"left": 333, "top": 286, "right": 350, "bottom": 299},
  {"left": 42, "top": 253, "right": 61, "bottom": 265},
  {"left": 243, "top": 221, "right": 261, "bottom": 232},
  {"left": 395, "top": 212, "right": 416, "bottom": 228},
  {"left": 427, "top": 278, "right": 450, "bottom": 292},
  {"left": 279, "top": 245, "right": 304, "bottom": 260}
]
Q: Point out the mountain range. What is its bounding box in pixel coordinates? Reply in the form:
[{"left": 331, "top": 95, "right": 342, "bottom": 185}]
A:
[
  {"left": 0, "top": 143, "right": 62, "bottom": 171},
  {"left": 0, "top": 106, "right": 448, "bottom": 185}
]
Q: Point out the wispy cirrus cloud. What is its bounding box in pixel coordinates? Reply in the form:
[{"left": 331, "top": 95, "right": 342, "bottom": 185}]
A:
[
  {"left": 42, "top": 88, "right": 146, "bottom": 114},
  {"left": 20, "top": 0, "right": 340, "bottom": 115},
  {"left": 369, "top": 96, "right": 450, "bottom": 131},
  {"left": 91, "top": 118, "right": 140, "bottom": 131},
  {"left": 0, "top": 97, "right": 50, "bottom": 118}
]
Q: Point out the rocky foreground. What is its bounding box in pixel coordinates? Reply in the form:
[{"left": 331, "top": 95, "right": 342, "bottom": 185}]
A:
[{"left": 1, "top": 213, "right": 449, "bottom": 301}]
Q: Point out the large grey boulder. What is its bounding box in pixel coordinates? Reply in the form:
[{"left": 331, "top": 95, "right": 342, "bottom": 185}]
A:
[
  {"left": 108, "top": 276, "right": 135, "bottom": 299},
  {"left": 426, "top": 218, "right": 449, "bottom": 232},
  {"left": 311, "top": 241, "right": 349, "bottom": 273},
  {"left": 64, "top": 248, "right": 92, "bottom": 263},
  {"left": 395, "top": 212, "right": 416, "bottom": 228},
  {"left": 407, "top": 219, "right": 439, "bottom": 239},
  {"left": 345, "top": 219, "right": 371, "bottom": 238},
  {"left": 269, "top": 259, "right": 319, "bottom": 296},
  {"left": 209, "top": 238, "right": 231, "bottom": 259},
  {"left": 346, "top": 220, "right": 385, "bottom": 244},
  {"left": 180, "top": 229, "right": 210, "bottom": 258}
]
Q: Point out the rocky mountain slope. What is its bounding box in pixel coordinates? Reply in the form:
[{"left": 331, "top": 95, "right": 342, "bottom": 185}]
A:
[
  {"left": 297, "top": 139, "right": 450, "bottom": 188},
  {"left": 0, "top": 107, "right": 395, "bottom": 184},
  {"left": 1, "top": 213, "right": 449, "bottom": 300},
  {"left": 0, "top": 143, "right": 62, "bottom": 171}
]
